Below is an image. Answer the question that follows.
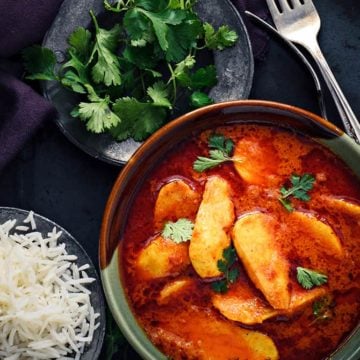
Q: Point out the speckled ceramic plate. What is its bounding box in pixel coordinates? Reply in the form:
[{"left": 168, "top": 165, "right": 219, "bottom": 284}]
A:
[
  {"left": 0, "top": 207, "right": 106, "bottom": 360},
  {"left": 42, "top": 0, "right": 253, "bottom": 165},
  {"left": 100, "top": 100, "right": 360, "bottom": 360}
]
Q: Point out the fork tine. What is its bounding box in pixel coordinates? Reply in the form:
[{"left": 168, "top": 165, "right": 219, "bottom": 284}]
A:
[
  {"left": 265, "top": 0, "right": 281, "bottom": 15},
  {"left": 277, "top": 0, "right": 292, "bottom": 12}
]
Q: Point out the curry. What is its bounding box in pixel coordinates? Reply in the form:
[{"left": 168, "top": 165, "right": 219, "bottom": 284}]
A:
[{"left": 120, "top": 124, "right": 360, "bottom": 360}]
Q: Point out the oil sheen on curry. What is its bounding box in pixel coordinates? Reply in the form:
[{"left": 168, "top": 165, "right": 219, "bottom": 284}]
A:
[{"left": 120, "top": 125, "right": 360, "bottom": 360}]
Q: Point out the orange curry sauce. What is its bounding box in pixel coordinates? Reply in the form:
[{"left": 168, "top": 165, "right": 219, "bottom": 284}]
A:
[{"left": 120, "top": 125, "right": 360, "bottom": 360}]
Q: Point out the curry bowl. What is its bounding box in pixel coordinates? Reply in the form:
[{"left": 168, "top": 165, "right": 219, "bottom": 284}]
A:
[{"left": 99, "top": 100, "right": 360, "bottom": 360}]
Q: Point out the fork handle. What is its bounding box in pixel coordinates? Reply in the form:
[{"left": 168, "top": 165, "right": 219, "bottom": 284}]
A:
[{"left": 303, "top": 39, "right": 360, "bottom": 141}]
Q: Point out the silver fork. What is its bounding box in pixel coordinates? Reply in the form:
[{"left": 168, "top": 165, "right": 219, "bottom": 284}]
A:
[{"left": 266, "top": 0, "right": 360, "bottom": 141}]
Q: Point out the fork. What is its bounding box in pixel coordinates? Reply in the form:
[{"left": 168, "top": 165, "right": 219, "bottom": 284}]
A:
[{"left": 265, "top": 0, "right": 360, "bottom": 141}]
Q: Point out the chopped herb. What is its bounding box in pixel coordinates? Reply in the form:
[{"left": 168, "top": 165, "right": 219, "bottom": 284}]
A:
[
  {"left": 296, "top": 266, "right": 328, "bottom": 290},
  {"left": 279, "top": 173, "right": 316, "bottom": 212},
  {"left": 203, "top": 23, "right": 238, "bottom": 50},
  {"left": 193, "top": 134, "right": 241, "bottom": 172},
  {"left": 312, "top": 296, "right": 335, "bottom": 321},
  {"left": 23, "top": 1, "right": 238, "bottom": 142},
  {"left": 211, "top": 246, "right": 240, "bottom": 293},
  {"left": 190, "top": 91, "right": 214, "bottom": 108},
  {"left": 162, "top": 218, "right": 194, "bottom": 244}
]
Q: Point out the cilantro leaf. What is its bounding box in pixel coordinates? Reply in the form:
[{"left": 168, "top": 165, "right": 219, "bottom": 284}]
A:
[
  {"left": 135, "top": 0, "right": 168, "bottom": 12},
  {"left": 165, "top": 15, "right": 203, "bottom": 62},
  {"left": 61, "top": 70, "right": 87, "bottom": 94},
  {"left": 193, "top": 134, "right": 237, "bottom": 172},
  {"left": 124, "top": 8, "right": 155, "bottom": 45},
  {"left": 193, "top": 150, "right": 231, "bottom": 172},
  {"left": 136, "top": 8, "right": 187, "bottom": 52},
  {"left": 211, "top": 280, "right": 228, "bottom": 294},
  {"left": 123, "top": 42, "right": 163, "bottom": 69},
  {"left": 312, "top": 296, "right": 334, "bottom": 321},
  {"left": 174, "top": 55, "right": 196, "bottom": 78},
  {"left": 203, "top": 23, "right": 238, "bottom": 50},
  {"left": 222, "top": 246, "right": 237, "bottom": 267},
  {"left": 147, "top": 81, "right": 172, "bottom": 108},
  {"left": 189, "top": 65, "right": 217, "bottom": 89},
  {"left": 22, "top": 45, "right": 58, "bottom": 81},
  {"left": 112, "top": 97, "right": 167, "bottom": 141},
  {"left": 190, "top": 91, "right": 214, "bottom": 109},
  {"left": 168, "top": 0, "right": 197, "bottom": 9},
  {"left": 296, "top": 267, "right": 328, "bottom": 290},
  {"left": 177, "top": 65, "right": 217, "bottom": 91},
  {"left": 74, "top": 93, "right": 121, "bottom": 133},
  {"left": 209, "top": 134, "right": 234, "bottom": 155},
  {"left": 217, "top": 259, "right": 228, "bottom": 274},
  {"left": 68, "top": 27, "right": 93, "bottom": 63},
  {"left": 211, "top": 246, "right": 240, "bottom": 293},
  {"left": 228, "top": 268, "right": 240, "bottom": 284},
  {"left": 279, "top": 173, "right": 315, "bottom": 212},
  {"left": 162, "top": 218, "right": 194, "bottom": 244},
  {"left": 89, "top": 11, "right": 121, "bottom": 86}
]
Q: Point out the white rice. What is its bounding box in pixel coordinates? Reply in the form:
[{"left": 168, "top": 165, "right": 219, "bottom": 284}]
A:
[{"left": 0, "top": 213, "right": 100, "bottom": 359}]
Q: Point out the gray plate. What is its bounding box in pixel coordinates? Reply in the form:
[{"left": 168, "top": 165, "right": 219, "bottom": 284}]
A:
[
  {"left": 0, "top": 207, "right": 106, "bottom": 360},
  {"left": 42, "top": 0, "right": 254, "bottom": 165}
]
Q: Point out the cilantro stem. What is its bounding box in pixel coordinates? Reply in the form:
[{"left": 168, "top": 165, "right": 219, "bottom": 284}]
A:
[
  {"left": 167, "top": 63, "right": 177, "bottom": 104},
  {"left": 89, "top": 10, "right": 100, "bottom": 33},
  {"left": 139, "top": 70, "right": 146, "bottom": 95}
]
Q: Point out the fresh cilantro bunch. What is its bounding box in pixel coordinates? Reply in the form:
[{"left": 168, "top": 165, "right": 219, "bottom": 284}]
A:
[{"left": 23, "top": 0, "right": 238, "bottom": 142}]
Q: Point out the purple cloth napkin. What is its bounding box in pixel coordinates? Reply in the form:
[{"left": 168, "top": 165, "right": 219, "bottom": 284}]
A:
[
  {"left": 0, "top": 0, "right": 63, "bottom": 172},
  {"left": 0, "top": 0, "right": 269, "bottom": 172}
]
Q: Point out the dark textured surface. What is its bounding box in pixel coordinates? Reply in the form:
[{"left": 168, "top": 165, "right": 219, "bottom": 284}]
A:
[{"left": 0, "top": 0, "right": 359, "bottom": 359}]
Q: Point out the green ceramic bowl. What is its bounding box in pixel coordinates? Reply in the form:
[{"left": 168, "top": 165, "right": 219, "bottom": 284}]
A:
[{"left": 99, "top": 100, "right": 360, "bottom": 360}]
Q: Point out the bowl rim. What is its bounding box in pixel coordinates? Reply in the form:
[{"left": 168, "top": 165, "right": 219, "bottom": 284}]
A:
[{"left": 100, "top": 99, "right": 360, "bottom": 360}]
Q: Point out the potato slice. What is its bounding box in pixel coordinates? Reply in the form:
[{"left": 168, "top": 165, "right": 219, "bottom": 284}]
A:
[
  {"left": 189, "top": 176, "right": 235, "bottom": 278},
  {"left": 150, "top": 306, "right": 279, "bottom": 360},
  {"left": 288, "top": 286, "right": 327, "bottom": 311},
  {"left": 154, "top": 180, "right": 200, "bottom": 230},
  {"left": 213, "top": 281, "right": 326, "bottom": 325},
  {"left": 232, "top": 212, "right": 291, "bottom": 309},
  {"left": 233, "top": 138, "right": 279, "bottom": 186},
  {"left": 320, "top": 196, "right": 360, "bottom": 217},
  {"left": 137, "top": 236, "right": 190, "bottom": 279},
  {"left": 158, "top": 278, "right": 192, "bottom": 304},
  {"left": 212, "top": 281, "right": 277, "bottom": 325},
  {"left": 289, "top": 211, "right": 343, "bottom": 257}
]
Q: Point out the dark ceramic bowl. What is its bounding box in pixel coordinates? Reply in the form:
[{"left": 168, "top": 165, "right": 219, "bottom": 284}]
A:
[
  {"left": 0, "top": 207, "right": 106, "bottom": 360},
  {"left": 99, "top": 100, "right": 360, "bottom": 360}
]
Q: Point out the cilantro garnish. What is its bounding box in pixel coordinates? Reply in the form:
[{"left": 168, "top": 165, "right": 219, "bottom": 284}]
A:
[
  {"left": 296, "top": 267, "right": 328, "bottom": 290},
  {"left": 279, "top": 173, "right": 316, "bottom": 212},
  {"left": 23, "top": 1, "right": 238, "bottom": 142},
  {"left": 211, "top": 246, "right": 240, "bottom": 293},
  {"left": 162, "top": 218, "right": 194, "bottom": 244},
  {"left": 312, "top": 296, "right": 334, "bottom": 321},
  {"left": 193, "top": 134, "right": 240, "bottom": 172},
  {"left": 203, "top": 23, "right": 239, "bottom": 50},
  {"left": 190, "top": 91, "right": 214, "bottom": 108}
]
